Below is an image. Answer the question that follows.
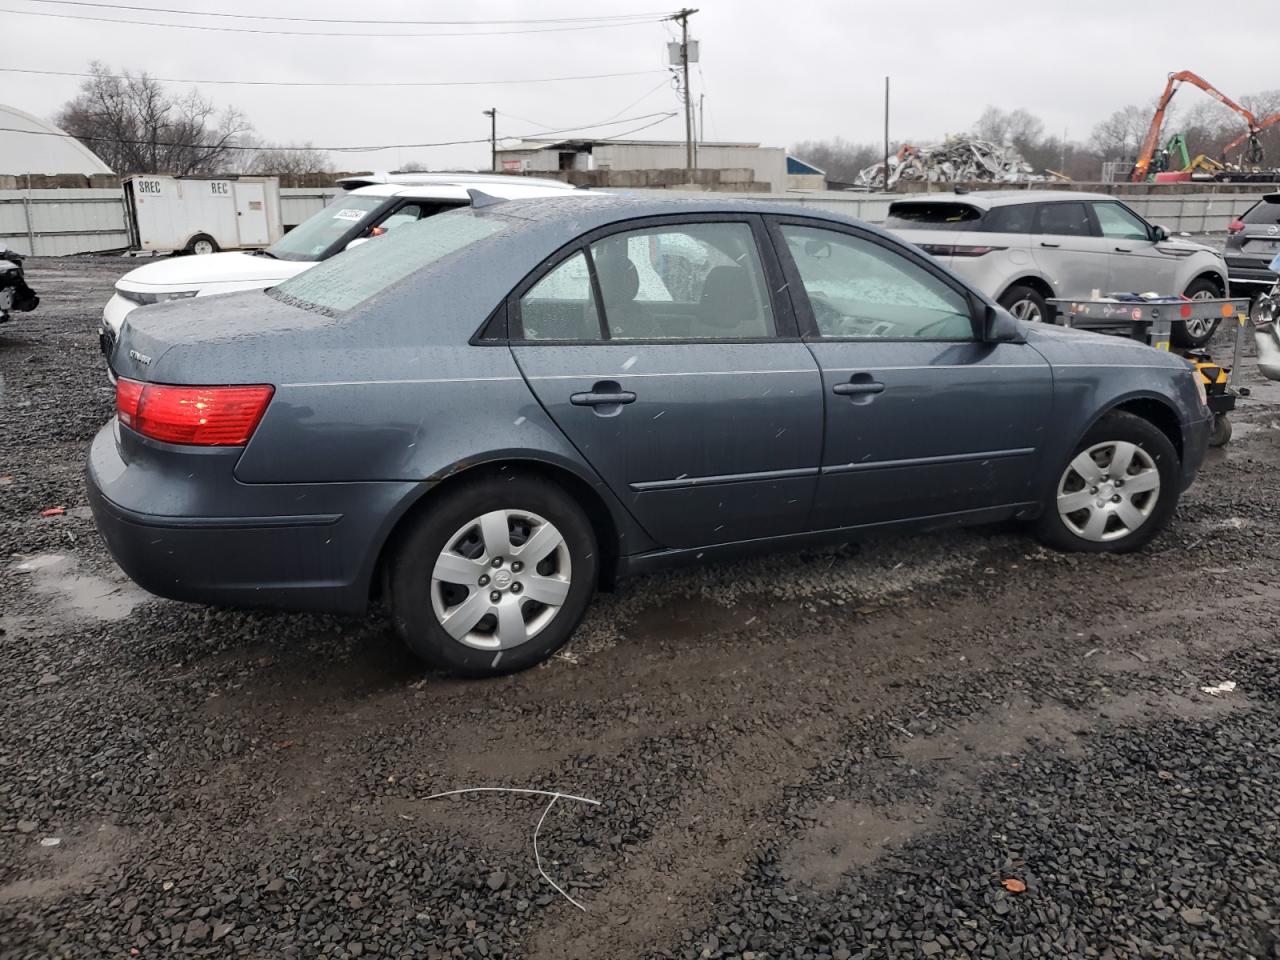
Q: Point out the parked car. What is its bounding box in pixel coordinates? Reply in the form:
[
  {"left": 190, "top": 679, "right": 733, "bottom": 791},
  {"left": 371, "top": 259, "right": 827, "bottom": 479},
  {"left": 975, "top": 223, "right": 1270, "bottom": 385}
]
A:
[
  {"left": 1224, "top": 192, "right": 1280, "bottom": 313},
  {"left": 100, "top": 175, "right": 578, "bottom": 353},
  {"left": 884, "top": 190, "right": 1230, "bottom": 347},
  {"left": 0, "top": 244, "right": 38, "bottom": 327},
  {"left": 89, "top": 196, "right": 1213, "bottom": 677}
]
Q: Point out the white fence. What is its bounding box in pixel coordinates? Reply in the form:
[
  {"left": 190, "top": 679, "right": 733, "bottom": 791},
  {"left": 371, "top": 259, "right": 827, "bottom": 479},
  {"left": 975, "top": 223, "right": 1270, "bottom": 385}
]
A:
[{"left": 0, "top": 186, "right": 1270, "bottom": 256}]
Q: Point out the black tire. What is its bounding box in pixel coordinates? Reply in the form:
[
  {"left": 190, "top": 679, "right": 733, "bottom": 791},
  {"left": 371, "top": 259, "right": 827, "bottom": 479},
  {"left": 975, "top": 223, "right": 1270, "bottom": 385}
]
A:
[
  {"left": 1173, "top": 277, "right": 1221, "bottom": 347},
  {"left": 1034, "top": 411, "right": 1180, "bottom": 554},
  {"left": 998, "top": 284, "right": 1049, "bottom": 324},
  {"left": 388, "top": 473, "right": 598, "bottom": 677},
  {"left": 185, "top": 234, "right": 219, "bottom": 256},
  {"left": 1209, "top": 413, "right": 1233, "bottom": 448}
]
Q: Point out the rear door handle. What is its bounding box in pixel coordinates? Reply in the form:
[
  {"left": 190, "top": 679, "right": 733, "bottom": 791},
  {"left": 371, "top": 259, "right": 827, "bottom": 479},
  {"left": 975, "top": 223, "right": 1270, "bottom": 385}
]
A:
[
  {"left": 1114, "top": 246, "right": 1132, "bottom": 252},
  {"left": 1040, "top": 241, "right": 1061, "bottom": 248},
  {"left": 571, "top": 379, "right": 637, "bottom": 407},
  {"left": 833, "top": 381, "right": 885, "bottom": 396}
]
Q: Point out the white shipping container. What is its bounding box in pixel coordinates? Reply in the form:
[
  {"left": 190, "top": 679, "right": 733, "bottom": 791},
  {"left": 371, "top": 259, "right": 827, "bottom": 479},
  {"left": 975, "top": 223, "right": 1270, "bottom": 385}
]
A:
[{"left": 122, "top": 175, "right": 283, "bottom": 255}]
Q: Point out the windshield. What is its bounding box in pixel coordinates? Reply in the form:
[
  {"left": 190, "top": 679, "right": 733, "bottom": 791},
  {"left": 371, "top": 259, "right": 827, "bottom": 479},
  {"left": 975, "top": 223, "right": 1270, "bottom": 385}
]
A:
[
  {"left": 266, "top": 195, "right": 388, "bottom": 261},
  {"left": 884, "top": 202, "right": 983, "bottom": 231},
  {"left": 269, "top": 208, "right": 505, "bottom": 315}
]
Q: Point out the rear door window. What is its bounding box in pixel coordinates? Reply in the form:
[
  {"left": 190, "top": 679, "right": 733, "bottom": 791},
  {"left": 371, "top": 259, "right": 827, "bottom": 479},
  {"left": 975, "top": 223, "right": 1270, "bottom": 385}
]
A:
[
  {"left": 983, "top": 203, "right": 1035, "bottom": 234},
  {"left": 518, "top": 251, "right": 602, "bottom": 341},
  {"left": 588, "top": 222, "right": 775, "bottom": 340},
  {"left": 1090, "top": 201, "right": 1150, "bottom": 240},
  {"left": 1035, "top": 202, "right": 1094, "bottom": 237},
  {"left": 884, "top": 202, "right": 983, "bottom": 231}
]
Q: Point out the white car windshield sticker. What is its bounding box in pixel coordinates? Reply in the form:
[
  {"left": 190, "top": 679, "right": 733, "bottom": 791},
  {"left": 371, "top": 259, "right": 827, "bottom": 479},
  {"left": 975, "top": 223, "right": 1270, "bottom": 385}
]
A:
[{"left": 333, "top": 209, "right": 368, "bottom": 221}]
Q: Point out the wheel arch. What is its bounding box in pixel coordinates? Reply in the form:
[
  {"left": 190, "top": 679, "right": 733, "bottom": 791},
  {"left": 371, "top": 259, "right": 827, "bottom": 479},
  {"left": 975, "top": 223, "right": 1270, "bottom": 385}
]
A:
[
  {"left": 183, "top": 231, "right": 217, "bottom": 254},
  {"left": 1186, "top": 269, "right": 1226, "bottom": 297},
  {"left": 999, "top": 275, "right": 1055, "bottom": 303},
  {"left": 368, "top": 455, "right": 630, "bottom": 605},
  {"left": 1093, "top": 393, "right": 1184, "bottom": 460}
]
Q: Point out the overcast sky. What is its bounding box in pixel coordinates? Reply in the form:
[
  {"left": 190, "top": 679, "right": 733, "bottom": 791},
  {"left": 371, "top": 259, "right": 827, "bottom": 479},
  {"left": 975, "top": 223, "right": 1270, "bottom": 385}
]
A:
[{"left": 2, "top": 0, "right": 1276, "bottom": 172}]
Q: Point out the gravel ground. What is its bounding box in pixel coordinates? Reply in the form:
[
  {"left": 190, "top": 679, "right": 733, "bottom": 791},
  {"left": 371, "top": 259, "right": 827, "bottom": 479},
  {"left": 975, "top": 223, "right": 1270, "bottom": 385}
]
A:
[{"left": 2, "top": 257, "right": 1280, "bottom": 959}]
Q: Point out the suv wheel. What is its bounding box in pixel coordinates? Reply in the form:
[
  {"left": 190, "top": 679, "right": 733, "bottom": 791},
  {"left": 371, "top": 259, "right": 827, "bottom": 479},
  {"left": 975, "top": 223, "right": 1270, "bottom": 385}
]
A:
[
  {"left": 1174, "top": 278, "right": 1221, "bottom": 347},
  {"left": 1034, "top": 412, "right": 1179, "bottom": 554},
  {"left": 998, "top": 284, "right": 1048, "bottom": 323},
  {"left": 389, "top": 474, "right": 598, "bottom": 676}
]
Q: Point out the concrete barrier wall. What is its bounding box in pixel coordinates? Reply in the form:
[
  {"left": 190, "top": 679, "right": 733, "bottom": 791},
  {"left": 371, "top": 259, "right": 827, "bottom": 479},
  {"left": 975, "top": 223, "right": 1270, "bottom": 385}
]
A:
[{"left": 0, "top": 186, "right": 1269, "bottom": 256}]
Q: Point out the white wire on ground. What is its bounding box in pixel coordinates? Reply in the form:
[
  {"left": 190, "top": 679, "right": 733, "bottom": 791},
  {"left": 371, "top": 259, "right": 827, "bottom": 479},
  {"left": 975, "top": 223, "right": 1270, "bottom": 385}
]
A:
[{"left": 423, "top": 787, "right": 601, "bottom": 912}]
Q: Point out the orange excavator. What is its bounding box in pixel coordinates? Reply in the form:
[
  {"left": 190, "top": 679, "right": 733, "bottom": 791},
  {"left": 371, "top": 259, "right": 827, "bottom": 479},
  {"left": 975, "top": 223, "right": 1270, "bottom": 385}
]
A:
[{"left": 1130, "top": 71, "right": 1262, "bottom": 181}]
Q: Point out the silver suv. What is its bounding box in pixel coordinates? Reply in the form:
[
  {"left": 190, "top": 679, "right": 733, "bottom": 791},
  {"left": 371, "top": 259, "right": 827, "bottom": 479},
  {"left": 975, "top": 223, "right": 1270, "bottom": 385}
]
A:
[{"left": 886, "top": 191, "right": 1229, "bottom": 346}]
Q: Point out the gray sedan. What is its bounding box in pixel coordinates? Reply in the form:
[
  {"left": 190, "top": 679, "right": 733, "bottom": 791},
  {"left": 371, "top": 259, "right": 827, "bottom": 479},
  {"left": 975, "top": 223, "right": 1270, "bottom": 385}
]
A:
[{"left": 89, "top": 195, "right": 1213, "bottom": 676}]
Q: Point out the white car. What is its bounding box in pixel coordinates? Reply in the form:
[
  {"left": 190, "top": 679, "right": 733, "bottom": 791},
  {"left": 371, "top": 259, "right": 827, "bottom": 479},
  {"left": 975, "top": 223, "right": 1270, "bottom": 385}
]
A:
[{"left": 100, "top": 175, "right": 578, "bottom": 349}]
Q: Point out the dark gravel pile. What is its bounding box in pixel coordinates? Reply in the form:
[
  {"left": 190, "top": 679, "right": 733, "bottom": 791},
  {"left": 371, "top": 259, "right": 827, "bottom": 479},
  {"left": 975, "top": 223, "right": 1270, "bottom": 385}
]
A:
[{"left": 2, "top": 260, "right": 1280, "bottom": 959}]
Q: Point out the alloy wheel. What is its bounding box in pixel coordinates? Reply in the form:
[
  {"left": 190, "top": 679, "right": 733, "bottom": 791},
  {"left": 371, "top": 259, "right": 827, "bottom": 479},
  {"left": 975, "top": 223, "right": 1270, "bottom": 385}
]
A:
[
  {"left": 1009, "top": 298, "right": 1042, "bottom": 323},
  {"left": 1184, "top": 288, "right": 1216, "bottom": 338},
  {"left": 1056, "top": 441, "right": 1161, "bottom": 542},
  {"left": 429, "top": 509, "right": 572, "bottom": 651}
]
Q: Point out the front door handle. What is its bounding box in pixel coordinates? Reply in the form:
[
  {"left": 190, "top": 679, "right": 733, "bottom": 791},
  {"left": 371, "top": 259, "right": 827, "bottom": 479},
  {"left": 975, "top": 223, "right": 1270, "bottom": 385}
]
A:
[
  {"left": 1114, "top": 246, "right": 1132, "bottom": 252},
  {"left": 833, "top": 380, "right": 885, "bottom": 396},
  {"left": 1040, "top": 241, "right": 1061, "bottom": 248}
]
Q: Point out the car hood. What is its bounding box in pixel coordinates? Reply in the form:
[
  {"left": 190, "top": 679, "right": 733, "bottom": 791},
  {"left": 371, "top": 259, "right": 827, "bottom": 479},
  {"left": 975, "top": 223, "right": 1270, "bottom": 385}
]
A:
[
  {"left": 117, "top": 251, "right": 306, "bottom": 290},
  {"left": 1158, "top": 235, "right": 1219, "bottom": 256},
  {"left": 1021, "top": 320, "right": 1185, "bottom": 370}
]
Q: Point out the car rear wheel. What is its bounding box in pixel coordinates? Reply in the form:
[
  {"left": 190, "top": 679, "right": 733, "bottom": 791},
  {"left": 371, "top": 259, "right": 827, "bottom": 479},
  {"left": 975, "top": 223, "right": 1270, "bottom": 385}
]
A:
[
  {"left": 1174, "top": 278, "right": 1221, "bottom": 347},
  {"left": 1034, "top": 412, "right": 1179, "bottom": 554},
  {"left": 388, "top": 474, "right": 598, "bottom": 676},
  {"left": 998, "top": 284, "right": 1048, "bottom": 323}
]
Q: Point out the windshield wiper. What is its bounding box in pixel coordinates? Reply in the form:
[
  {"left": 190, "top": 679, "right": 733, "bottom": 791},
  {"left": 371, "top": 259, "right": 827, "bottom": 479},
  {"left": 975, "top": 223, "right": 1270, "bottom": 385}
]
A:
[{"left": 251, "top": 249, "right": 279, "bottom": 259}]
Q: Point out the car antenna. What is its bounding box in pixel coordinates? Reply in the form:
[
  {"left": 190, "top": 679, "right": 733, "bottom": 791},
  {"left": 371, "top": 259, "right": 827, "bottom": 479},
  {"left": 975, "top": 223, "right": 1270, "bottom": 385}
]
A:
[{"left": 467, "top": 189, "right": 507, "bottom": 208}]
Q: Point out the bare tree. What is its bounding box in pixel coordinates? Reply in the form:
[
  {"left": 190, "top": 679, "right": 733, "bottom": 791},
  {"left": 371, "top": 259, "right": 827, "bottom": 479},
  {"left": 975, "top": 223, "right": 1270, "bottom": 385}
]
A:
[
  {"left": 790, "top": 138, "right": 881, "bottom": 184},
  {"left": 1089, "top": 104, "right": 1151, "bottom": 162},
  {"left": 396, "top": 160, "right": 430, "bottom": 173},
  {"left": 972, "top": 106, "right": 1045, "bottom": 151},
  {"left": 239, "top": 141, "right": 333, "bottom": 175},
  {"left": 56, "top": 61, "right": 252, "bottom": 175}
]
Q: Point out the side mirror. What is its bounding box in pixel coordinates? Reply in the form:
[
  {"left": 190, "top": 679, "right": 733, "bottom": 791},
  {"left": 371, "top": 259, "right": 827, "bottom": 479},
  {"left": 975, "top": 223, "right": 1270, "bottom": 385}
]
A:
[
  {"left": 982, "top": 303, "right": 1024, "bottom": 343},
  {"left": 1152, "top": 224, "right": 1170, "bottom": 242}
]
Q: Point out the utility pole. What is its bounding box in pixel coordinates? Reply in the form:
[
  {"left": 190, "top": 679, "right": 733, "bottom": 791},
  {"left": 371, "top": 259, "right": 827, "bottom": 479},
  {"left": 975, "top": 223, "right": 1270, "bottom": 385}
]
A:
[
  {"left": 482, "top": 108, "right": 496, "bottom": 172},
  {"left": 668, "top": 8, "right": 698, "bottom": 177},
  {"left": 882, "top": 76, "right": 891, "bottom": 192}
]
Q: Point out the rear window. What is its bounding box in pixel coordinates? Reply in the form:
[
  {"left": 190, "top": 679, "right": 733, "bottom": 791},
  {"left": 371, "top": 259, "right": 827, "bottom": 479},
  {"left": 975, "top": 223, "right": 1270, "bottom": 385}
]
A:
[
  {"left": 884, "top": 202, "right": 983, "bottom": 231},
  {"left": 1243, "top": 197, "right": 1280, "bottom": 226},
  {"left": 268, "top": 209, "right": 504, "bottom": 315}
]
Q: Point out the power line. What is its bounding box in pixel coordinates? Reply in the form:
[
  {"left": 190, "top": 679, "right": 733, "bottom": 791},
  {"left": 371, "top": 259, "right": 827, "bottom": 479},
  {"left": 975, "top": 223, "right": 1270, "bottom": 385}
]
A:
[
  {"left": 0, "top": 111, "right": 679, "bottom": 155},
  {"left": 0, "top": 66, "right": 668, "bottom": 89},
  {"left": 1, "top": 5, "right": 666, "bottom": 37},
  {"left": 16, "top": 0, "right": 668, "bottom": 25}
]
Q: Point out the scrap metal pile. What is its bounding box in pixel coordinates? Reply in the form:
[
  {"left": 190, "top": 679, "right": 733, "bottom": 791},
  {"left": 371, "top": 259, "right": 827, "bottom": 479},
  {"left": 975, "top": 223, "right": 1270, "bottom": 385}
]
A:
[{"left": 857, "top": 137, "right": 1045, "bottom": 188}]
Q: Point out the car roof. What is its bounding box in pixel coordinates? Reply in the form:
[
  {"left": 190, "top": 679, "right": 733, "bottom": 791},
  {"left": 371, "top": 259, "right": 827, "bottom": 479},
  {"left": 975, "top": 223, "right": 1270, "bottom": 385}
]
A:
[
  {"left": 890, "top": 190, "right": 1119, "bottom": 210},
  {"left": 339, "top": 172, "right": 575, "bottom": 191},
  {"left": 474, "top": 192, "right": 879, "bottom": 233},
  {"left": 346, "top": 179, "right": 585, "bottom": 202}
]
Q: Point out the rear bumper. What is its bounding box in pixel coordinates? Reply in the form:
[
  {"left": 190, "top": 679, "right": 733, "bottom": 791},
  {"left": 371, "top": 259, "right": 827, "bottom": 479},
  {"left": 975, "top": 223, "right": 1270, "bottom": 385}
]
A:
[{"left": 86, "top": 421, "right": 425, "bottom": 614}]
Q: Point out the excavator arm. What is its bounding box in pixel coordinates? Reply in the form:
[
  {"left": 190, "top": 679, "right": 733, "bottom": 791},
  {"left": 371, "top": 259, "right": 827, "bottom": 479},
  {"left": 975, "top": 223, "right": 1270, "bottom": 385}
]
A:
[
  {"left": 1221, "top": 112, "right": 1280, "bottom": 165},
  {"left": 1131, "top": 71, "right": 1261, "bottom": 181}
]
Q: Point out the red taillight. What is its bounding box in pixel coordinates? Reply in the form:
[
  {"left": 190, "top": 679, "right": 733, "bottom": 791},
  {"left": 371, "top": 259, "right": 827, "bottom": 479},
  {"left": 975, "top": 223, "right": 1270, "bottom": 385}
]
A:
[
  {"left": 115, "top": 378, "right": 274, "bottom": 446},
  {"left": 1228, "top": 219, "right": 1246, "bottom": 234}
]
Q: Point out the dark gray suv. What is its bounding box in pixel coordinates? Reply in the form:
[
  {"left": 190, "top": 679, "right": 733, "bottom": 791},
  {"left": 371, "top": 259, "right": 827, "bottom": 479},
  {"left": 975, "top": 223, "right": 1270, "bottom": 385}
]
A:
[
  {"left": 89, "top": 196, "right": 1213, "bottom": 676},
  {"left": 1225, "top": 193, "right": 1280, "bottom": 311}
]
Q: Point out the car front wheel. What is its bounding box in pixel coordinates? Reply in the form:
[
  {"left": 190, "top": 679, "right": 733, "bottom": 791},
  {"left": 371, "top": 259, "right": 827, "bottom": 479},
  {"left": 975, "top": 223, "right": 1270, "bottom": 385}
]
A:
[
  {"left": 1174, "top": 278, "right": 1221, "bottom": 347},
  {"left": 389, "top": 474, "right": 598, "bottom": 676},
  {"left": 1034, "top": 412, "right": 1179, "bottom": 554}
]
